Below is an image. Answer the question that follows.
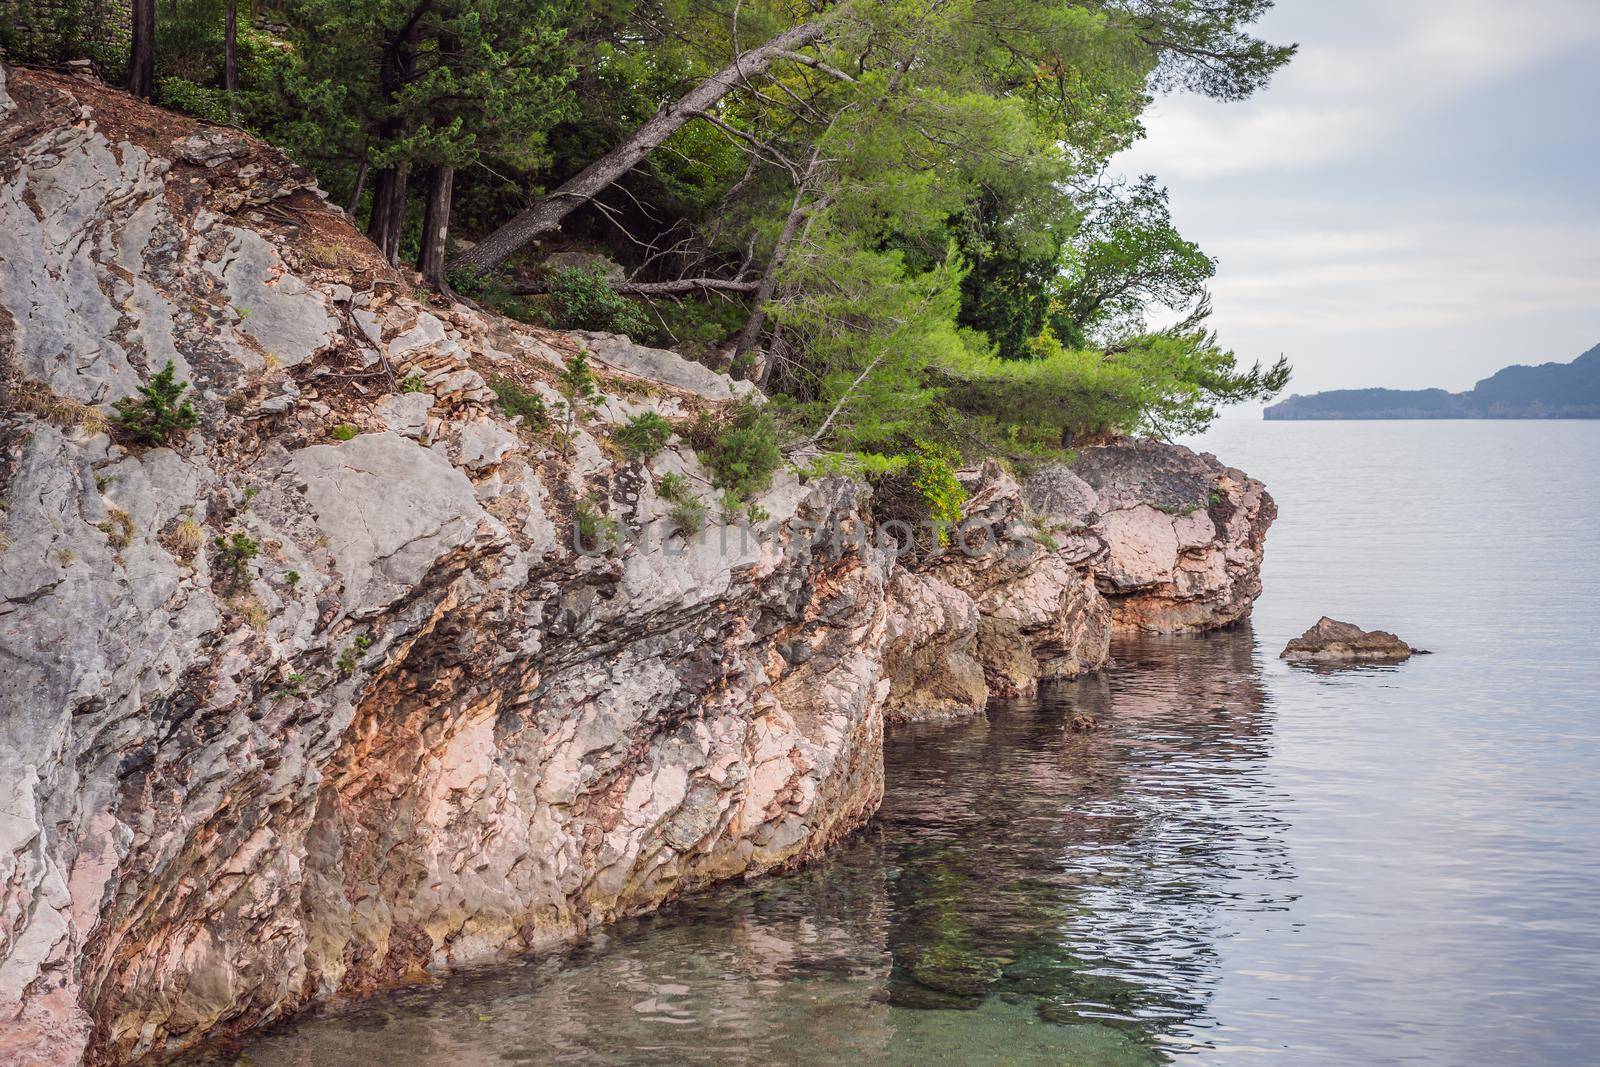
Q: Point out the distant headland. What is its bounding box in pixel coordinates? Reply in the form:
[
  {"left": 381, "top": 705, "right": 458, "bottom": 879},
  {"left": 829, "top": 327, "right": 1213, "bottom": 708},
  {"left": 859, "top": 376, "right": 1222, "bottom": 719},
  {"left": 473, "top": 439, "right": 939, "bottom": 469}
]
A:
[{"left": 1264, "top": 342, "right": 1600, "bottom": 420}]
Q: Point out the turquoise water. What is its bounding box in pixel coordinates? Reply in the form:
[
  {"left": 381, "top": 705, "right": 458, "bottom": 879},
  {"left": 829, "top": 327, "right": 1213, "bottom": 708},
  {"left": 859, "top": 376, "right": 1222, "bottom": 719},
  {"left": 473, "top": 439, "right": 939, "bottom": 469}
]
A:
[{"left": 231, "top": 420, "right": 1600, "bottom": 1065}]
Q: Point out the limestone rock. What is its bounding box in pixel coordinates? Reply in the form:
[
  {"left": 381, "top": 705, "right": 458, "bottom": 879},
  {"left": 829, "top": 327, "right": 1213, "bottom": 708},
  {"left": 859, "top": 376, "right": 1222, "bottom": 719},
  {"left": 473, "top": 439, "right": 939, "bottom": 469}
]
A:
[
  {"left": 576, "top": 331, "right": 760, "bottom": 401},
  {"left": 0, "top": 67, "right": 1275, "bottom": 1065},
  {"left": 1281, "top": 617, "right": 1418, "bottom": 663},
  {"left": 1037, "top": 437, "right": 1277, "bottom": 634},
  {"left": 0, "top": 69, "right": 892, "bottom": 1065}
]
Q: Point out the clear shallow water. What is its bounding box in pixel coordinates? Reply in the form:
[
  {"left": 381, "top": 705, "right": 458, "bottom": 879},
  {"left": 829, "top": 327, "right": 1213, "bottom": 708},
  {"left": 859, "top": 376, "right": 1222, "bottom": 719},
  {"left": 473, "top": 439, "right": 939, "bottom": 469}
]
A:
[{"left": 232, "top": 421, "right": 1600, "bottom": 1065}]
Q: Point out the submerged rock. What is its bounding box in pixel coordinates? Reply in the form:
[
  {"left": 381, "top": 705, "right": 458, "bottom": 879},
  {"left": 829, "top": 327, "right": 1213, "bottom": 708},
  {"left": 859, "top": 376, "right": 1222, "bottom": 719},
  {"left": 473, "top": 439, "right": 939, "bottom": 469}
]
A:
[{"left": 1281, "top": 617, "right": 1418, "bottom": 663}]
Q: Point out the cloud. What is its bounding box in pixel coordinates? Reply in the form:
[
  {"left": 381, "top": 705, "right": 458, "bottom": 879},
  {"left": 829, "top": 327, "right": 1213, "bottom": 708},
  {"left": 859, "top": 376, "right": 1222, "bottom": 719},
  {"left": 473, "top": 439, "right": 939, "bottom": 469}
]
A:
[
  {"left": 1107, "top": 1, "right": 1600, "bottom": 406},
  {"left": 1122, "top": 0, "right": 1600, "bottom": 179}
]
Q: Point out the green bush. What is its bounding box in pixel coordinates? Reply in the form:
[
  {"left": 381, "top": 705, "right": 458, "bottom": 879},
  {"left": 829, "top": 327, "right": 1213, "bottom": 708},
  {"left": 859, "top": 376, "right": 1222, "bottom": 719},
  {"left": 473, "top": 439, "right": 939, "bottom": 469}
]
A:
[
  {"left": 545, "top": 266, "right": 651, "bottom": 338},
  {"left": 668, "top": 498, "right": 707, "bottom": 536},
  {"left": 213, "top": 532, "right": 260, "bottom": 593},
  {"left": 156, "top": 77, "right": 231, "bottom": 123},
  {"left": 329, "top": 424, "right": 359, "bottom": 441},
  {"left": 700, "top": 403, "right": 781, "bottom": 502},
  {"left": 489, "top": 376, "right": 548, "bottom": 427},
  {"left": 115, "top": 362, "right": 199, "bottom": 445},
  {"left": 906, "top": 439, "right": 968, "bottom": 541},
  {"left": 574, "top": 499, "right": 621, "bottom": 553},
  {"left": 614, "top": 411, "right": 673, "bottom": 459},
  {"left": 656, "top": 471, "right": 694, "bottom": 502}
]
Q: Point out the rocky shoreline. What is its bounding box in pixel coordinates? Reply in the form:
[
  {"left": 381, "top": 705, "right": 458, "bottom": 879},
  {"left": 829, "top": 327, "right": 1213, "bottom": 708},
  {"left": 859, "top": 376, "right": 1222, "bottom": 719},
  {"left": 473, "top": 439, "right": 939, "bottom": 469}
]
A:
[{"left": 0, "top": 67, "right": 1274, "bottom": 1065}]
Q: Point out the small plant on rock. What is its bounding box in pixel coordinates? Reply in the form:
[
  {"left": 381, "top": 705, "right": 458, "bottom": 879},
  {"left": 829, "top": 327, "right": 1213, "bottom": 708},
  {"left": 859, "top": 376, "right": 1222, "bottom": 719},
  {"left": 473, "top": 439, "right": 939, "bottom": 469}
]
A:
[
  {"left": 114, "top": 361, "right": 199, "bottom": 445},
  {"left": 668, "top": 498, "right": 707, "bottom": 537},
  {"left": 336, "top": 633, "right": 374, "bottom": 676},
  {"left": 573, "top": 498, "right": 621, "bottom": 554},
  {"left": 488, "top": 376, "right": 548, "bottom": 427},
  {"left": 656, "top": 471, "right": 693, "bottom": 502},
  {"left": 700, "top": 402, "right": 781, "bottom": 503},
  {"left": 329, "top": 424, "right": 359, "bottom": 442},
  {"left": 613, "top": 411, "right": 673, "bottom": 459},
  {"left": 213, "top": 531, "right": 260, "bottom": 593},
  {"left": 171, "top": 515, "right": 204, "bottom": 561},
  {"left": 554, "top": 350, "right": 601, "bottom": 461}
]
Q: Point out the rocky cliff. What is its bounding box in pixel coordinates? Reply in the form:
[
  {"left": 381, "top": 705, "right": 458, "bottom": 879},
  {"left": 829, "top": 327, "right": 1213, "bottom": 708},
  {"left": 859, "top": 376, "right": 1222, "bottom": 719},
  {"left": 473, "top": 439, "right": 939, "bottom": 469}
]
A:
[{"left": 0, "top": 67, "right": 1272, "bottom": 1064}]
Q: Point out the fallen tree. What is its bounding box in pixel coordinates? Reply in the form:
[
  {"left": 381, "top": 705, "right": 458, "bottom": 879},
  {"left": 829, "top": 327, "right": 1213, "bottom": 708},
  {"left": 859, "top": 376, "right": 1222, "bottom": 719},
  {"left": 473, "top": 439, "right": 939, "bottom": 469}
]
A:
[{"left": 444, "top": 9, "right": 846, "bottom": 276}]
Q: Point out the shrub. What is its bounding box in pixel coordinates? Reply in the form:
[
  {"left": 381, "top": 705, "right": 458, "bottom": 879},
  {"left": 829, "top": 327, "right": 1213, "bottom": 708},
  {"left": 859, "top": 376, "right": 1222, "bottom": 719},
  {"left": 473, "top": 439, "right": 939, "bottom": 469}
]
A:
[
  {"left": 114, "top": 362, "right": 199, "bottom": 445},
  {"left": 329, "top": 424, "right": 359, "bottom": 441},
  {"left": 155, "top": 77, "right": 230, "bottom": 123},
  {"left": 573, "top": 499, "right": 621, "bottom": 553},
  {"left": 906, "top": 439, "right": 967, "bottom": 541},
  {"left": 668, "top": 498, "right": 707, "bottom": 537},
  {"left": 213, "top": 532, "right": 260, "bottom": 593},
  {"left": 98, "top": 507, "right": 135, "bottom": 549},
  {"left": 489, "top": 376, "right": 548, "bottom": 427},
  {"left": 700, "top": 403, "right": 781, "bottom": 502},
  {"left": 614, "top": 411, "right": 673, "bottom": 459},
  {"left": 401, "top": 374, "right": 429, "bottom": 394},
  {"left": 545, "top": 266, "right": 651, "bottom": 338},
  {"left": 171, "top": 516, "right": 205, "bottom": 561},
  {"left": 656, "top": 471, "right": 694, "bottom": 502},
  {"left": 554, "top": 350, "right": 601, "bottom": 460},
  {"left": 336, "top": 633, "right": 374, "bottom": 676}
]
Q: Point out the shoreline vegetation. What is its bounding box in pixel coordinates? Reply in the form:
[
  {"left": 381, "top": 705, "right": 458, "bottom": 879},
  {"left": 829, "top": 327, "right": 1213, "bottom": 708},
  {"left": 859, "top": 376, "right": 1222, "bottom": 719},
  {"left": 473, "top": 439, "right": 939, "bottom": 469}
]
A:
[
  {"left": 5, "top": 0, "right": 1297, "bottom": 486},
  {"left": 0, "top": 0, "right": 1308, "bottom": 1060}
]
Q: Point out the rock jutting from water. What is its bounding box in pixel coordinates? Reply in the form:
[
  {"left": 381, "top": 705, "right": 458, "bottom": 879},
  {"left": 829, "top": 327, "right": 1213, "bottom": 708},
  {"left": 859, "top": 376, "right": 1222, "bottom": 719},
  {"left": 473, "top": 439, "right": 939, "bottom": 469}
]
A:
[
  {"left": 1280, "top": 617, "right": 1419, "bottom": 663},
  {"left": 0, "top": 66, "right": 1275, "bottom": 1065}
]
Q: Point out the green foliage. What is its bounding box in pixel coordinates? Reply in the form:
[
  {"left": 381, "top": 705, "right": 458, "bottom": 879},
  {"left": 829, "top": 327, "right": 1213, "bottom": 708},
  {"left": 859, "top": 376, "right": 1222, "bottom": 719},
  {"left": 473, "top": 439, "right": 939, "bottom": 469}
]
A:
[
  {"left": 699, "top": 403, "right": 782, "bottom": 502},
  {"left": 114, "top": 362, "right": 199, "bottom": 446},
  {"left": 213, "top": 532, "right": 260, "bottom": 593},
  {"left": 289, "top": 0, "right": 577, "bottom": 190},
  {"left": 156, "top": 77, "right": 231, "bottom": 124},
  {"left": 400, "top": 374, "right": 428, "bottom": 394},
  {"left": 557, "top": 349, "right": 600, "bottom": 407},
  {"left": 1051, "top": 177, "right": 1217, "bottom": 347},
  {"left": 329, "top": 424, "right": 359, "bottom": 441},
  {"left": 906, "top": 440, "right": 967, "bottom": 541},
  {"left": 488, "top": 376, "right": 548, "bottom": 427},
  {"left": 284, "top": 570, "right": 301, "bottom": 588},
  {"left": 613, "top": 411, "right": 673, "bottom": 459},
  {"left": 544, "top": 267, "right": 650, "bottom": 337},
  {"left": 573, "top": 498, "right": 620, "bottom": 552},
  {"left": 98, "top": 0, "right": 1297, "bottom": 468},
  {"left": 656, "top": 471, "right": 694, "bottom": 502},
  {"left": 335, "top": 633, "right": 374, "bottom": 676},
  {"left": 668, "top": 498, "right": 707, "bottom": 537}
]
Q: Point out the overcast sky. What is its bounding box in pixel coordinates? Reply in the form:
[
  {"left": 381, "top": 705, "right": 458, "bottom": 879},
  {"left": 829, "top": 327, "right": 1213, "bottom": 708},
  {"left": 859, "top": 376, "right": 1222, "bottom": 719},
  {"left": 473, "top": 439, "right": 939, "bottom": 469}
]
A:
[{"left": 1115, "top": 0, "right": 1600, "bottom": 414}]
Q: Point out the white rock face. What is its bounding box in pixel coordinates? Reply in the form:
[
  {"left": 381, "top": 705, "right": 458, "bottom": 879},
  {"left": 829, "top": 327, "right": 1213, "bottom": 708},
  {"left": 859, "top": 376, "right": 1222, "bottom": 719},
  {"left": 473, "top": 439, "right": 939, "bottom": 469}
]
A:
[
  {"left": 1026, "top": 439, "right": 1277, "bottom": 633},
  {"left": 0, "top": 68, "right": 1272, "bottom": 1065},
  {"left": 0, "top": 70, "right": 893, "bottom": 1066}
]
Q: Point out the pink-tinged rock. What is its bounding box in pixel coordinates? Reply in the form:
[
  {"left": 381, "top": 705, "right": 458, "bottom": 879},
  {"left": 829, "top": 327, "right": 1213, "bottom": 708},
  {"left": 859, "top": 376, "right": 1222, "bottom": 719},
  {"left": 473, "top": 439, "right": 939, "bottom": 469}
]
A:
[{"left": 1281, "top": 617, "right": 1418, "bottom": 663}]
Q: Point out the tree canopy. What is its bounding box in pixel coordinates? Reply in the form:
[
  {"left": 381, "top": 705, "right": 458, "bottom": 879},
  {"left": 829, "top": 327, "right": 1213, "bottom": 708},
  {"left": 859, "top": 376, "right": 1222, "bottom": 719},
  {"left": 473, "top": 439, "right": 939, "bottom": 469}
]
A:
[{"left": 11, "top": 0, "right": 1298, "bottom": 477}]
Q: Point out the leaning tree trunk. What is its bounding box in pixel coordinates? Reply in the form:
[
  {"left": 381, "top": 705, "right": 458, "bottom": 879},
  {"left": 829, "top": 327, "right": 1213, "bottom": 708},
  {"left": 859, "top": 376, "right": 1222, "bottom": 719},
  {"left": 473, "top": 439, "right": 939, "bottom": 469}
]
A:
[
  {"left": 730, "top": 149, "right": 826, "bottom": 381},
  {"left": 418, "top": 164, "right": 455, "bottom": 288},
  {"left": 445, "top": 13, "right": 841, "bottom": 276},
  {"left": 366, "top": 164, "right": 410, "bottom": 265},
  {"left": 224, "top": 0, "right": 238, "bottom": 123},
  {"left": 126, "top": 0, "right": 156, "bottom": 100}
]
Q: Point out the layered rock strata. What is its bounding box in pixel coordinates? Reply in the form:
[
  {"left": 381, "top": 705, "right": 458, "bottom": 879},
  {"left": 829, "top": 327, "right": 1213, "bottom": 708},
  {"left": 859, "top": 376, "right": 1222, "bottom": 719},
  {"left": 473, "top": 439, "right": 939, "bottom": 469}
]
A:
[{"left": 0, "top": 67, "right": 1274, "bottom": 1064}]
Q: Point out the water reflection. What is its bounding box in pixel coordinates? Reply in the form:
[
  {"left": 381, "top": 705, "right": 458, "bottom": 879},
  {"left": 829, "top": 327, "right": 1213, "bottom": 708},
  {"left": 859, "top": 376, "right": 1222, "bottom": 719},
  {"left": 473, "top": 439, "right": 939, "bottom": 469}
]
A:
[{"left": 229, "top": 630, "right": 1285, "bottom": 1065}]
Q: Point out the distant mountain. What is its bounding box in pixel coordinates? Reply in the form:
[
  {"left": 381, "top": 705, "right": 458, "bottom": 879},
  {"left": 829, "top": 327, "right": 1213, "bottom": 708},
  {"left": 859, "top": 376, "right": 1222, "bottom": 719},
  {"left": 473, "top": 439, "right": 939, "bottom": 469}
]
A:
[{"left": 1264, "top": 343, "right": 1600, "bottom": 420}]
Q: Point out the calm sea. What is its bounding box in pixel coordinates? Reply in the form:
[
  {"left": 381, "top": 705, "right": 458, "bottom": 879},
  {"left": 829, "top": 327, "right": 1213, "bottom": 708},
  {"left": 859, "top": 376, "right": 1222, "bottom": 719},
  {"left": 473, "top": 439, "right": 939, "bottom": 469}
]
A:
[{"left": 231, "top": 420, "right": 1600, "bottom": 1065}]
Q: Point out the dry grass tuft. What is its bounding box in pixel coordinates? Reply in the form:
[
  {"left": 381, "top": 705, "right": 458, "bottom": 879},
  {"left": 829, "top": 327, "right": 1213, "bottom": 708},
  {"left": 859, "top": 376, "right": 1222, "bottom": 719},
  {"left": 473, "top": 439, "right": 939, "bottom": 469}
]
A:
[{"left": 15, "top": 382, "right": 112, "bottom": 434}]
